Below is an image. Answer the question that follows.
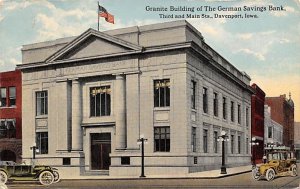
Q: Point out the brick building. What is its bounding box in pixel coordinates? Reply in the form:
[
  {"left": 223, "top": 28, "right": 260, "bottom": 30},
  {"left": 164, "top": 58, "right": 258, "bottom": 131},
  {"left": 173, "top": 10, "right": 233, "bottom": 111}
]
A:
[
  {"left": 0, "top": 70, "right": 22, "bottom": 163},
  {"left": 250, "top": 84, "right": 265, "bottom": 164},
  {"left": 294, "top": 122, "right": 300, "bottom": 161},
  {"left": 265, "top": 94, "right": 294, "bottom": 149}
]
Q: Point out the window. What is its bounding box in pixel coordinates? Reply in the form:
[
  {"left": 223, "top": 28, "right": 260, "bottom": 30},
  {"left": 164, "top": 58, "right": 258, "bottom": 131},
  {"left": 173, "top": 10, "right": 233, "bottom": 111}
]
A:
[
  {"left": 154, "top": 127, "right": 170, "bottom": 152},
  {"left": 246, "top": 138, "right": 249, "bottom": 154},
  {"left": 230, "top": 101, "right": 234, "bottom": 122},
  {"left": 194, "top": 157, "right": 197, "bottom": 164},
  {"left": 203, "top": 87, "right": 208, "bottom": 113},
  {"left": 121, "top": 157, "right": 130, "bottom": 165},
  {"left": 238, "top": 136, "right": 241, "bottom": 154},
  {"left": 36, "top": 132, "right": 48, "bottom": 154},
  {"left": 246, "top": 108, "right": 249, "bottom": 127},
  {"left": 191, "top": 81, "right": 196, "bottom": 109},
  {"left": 213, "top": 93, "right": 218, "bottom": 116},
  {"left": 238, "top": 104, "right": 241, "bottom": 124},
  {"left": 0, "top": 88, "right": 6, "bottom": 107},
  {"left": 9, "top": 87, "right": 16, "bottom": 106},
  {"left": 0, "top": 120, "right": 16, "bottom": 139},
  {"left": 268, "top": 127, "right": 272, "bottom": 138},
  {"left": 90, "top": 86, "right": 111, "bottom": 117},
  {"left": 192, "top": 127, "right": 196, "bottom": 152},
  {"left": 154, "top": 79, "right": 170, "bottom": 107},
  {"left": 214, "top": 131, "right": 218, "bottom": 153},
  {"left": 203, "top": 129, "right": 208, "bottom": 153},
  {"left": 63, "top": 158, "right": 71, "bottom": 165},
  {"left": 36, "top": 91, "right": 48, "bottom": 116},
  {"left": 231, "top": 135, "right": 234, "bottom": 154},
  {"left": 223, "top": 97, "right": 227, "bottom": 120}
]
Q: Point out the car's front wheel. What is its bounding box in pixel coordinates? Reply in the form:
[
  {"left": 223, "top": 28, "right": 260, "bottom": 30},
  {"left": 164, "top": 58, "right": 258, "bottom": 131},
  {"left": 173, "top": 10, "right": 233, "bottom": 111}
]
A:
[
  {"left": 291, "top": 164, "right": 298, "bottom": 177},
  {"left": 53, "top": 170, "right": 60, "bottom": 183},
  {"left": 0, "top": 170, "right": 7, "bottom": 184},
  {"left": 39, "top": 171, "right": 54, "bottom": 185},
  {"left": 266, "top": 168, "right": 275, "bottom": 181},
  {"left": 252, "top": 167, "right": 261, "bottom": 180}
]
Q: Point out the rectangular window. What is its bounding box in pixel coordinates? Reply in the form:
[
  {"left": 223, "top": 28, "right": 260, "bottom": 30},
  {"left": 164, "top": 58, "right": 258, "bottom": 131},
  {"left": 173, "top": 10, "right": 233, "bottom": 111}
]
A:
[
  {"left": 214, "top": 131, "right": 218, "bottom": 153},
  {"left": 191, "top": 81, "right": 196, "bottom": 109},
  {"left": 121, "top": 157, "right": 130, "bottom": 165},
  {"left": 154, "top": 127, "right": 170, "bottom": 152},
  {"left": 268, "top": 127, "right": 272, "bottom": 138},
  {"left": 223, "top": 97, "right": 227, "bottom": 120},
  {"left": 154, "top": 79, "right": 170, "bottom": 107},
  {"left": 246, "top": 138, "right": 249, "bottom": 154},
  {"left": 63, "top": 158, "right": 71, "bottom": 165},
  {"left": 0, "top": 120, "right": 16, "bottom": 139},
  {"left": 36, "top": 132, "right": 48, "bottom": 154},
  {"left": 231, "top": 135, "right": 234, "bottom": 154},
  {"left": 203, "top": 129, "right": 208, "bottom": 153},
  {"left": 36, "top": 91, "right": 48, "bottom": 116},
  {"left": 9, "top": 87, "right": 16, "bottom": 107},
  {"left": 238, "top": 104, "right": 241, "bottom": 124},
  {"left": 192, "top": 127, "right": 196, "bottom": 152},
  {"left": 238, "top": 136, "right": 241, "bottom": 154},
  {"left": 213, "top": 92, "right": 218, "bottom": 117},
  {"left": 90, "top": 86, "right": 111, "bottom": 117},
  {"left": 230, "top": 101, "right": 234, "bottom": 122},
  {"left": 194, "top": 157, "right": 197, "bottom": 164},
  {"left": 0, "top": 88, "right": 7, "bottom": 107},
  {"left": 246, "top": 108, "right": 249, "bottom": 127},
  {"left": 203, "top": 87, "right": 208, "bottom": 113}
]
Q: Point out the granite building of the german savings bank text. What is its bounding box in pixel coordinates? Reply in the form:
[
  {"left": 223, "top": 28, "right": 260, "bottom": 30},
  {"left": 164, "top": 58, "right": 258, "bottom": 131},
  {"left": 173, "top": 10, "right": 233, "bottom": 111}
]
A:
[{"left": 17, "top": 20, "right": 253, "bottom": 178}]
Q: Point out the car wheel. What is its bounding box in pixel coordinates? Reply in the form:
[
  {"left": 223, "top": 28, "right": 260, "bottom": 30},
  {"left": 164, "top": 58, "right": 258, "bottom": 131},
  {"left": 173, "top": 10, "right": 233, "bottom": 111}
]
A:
[
  {"left": 291, "top": 165, "right": 298, "bottom": 177},
  {"left": 39, "top": 171, "right": 54, "bottom": 185},
  {"left": 0, "top": 171, "right": 8, "bottom": 184},
  {"left": 266, "top": 168, "right": 275, "bottom": 181},
  {"left": 53, "top": 170, "right": 60, "bottom": 183},
  {"left": 252, "top": 168, "right": 261, "bottom": 180}
]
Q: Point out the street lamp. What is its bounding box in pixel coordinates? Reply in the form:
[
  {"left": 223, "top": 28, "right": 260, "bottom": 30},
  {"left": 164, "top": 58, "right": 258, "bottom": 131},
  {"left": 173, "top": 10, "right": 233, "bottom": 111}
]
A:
[
  {"left": 30, "top": 142, "right": 38, "bottom": 159},
  {"left": 250, "top": 137, "right": 259, "bottom": 166},
  {"left": 217, "top": 131, "right": 229, "bottom": 174},
  {"left": 137, "top": 135, "right": 148, "bottom": 178}
]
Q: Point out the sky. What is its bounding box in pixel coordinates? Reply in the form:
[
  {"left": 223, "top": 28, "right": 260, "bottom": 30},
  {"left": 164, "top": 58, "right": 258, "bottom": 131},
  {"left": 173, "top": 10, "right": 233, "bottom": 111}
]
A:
[{"left": 0, "top": 0, "right": 299, "bottom": 121}]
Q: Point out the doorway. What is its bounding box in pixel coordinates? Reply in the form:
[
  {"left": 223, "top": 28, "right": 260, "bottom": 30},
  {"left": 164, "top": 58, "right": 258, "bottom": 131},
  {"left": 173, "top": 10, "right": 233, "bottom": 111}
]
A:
[{"left": 90, "top": 133, "right": 111, "bottom": 170}]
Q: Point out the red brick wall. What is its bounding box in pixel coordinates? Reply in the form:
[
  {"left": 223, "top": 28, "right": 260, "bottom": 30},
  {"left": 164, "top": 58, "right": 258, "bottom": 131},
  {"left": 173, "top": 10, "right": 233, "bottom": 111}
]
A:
[
  {"left": 265, "top": 95, "right": 294, "bottom": 148},
  {"left": 0, "top": 70, "right": 22, "bottom": 139}
]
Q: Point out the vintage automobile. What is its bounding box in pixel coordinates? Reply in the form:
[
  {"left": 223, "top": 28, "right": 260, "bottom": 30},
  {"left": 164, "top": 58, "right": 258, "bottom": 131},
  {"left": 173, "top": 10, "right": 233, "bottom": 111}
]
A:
[
  {"left": 0, "top": 161, "right": 60, "bottom": 185},
  {"left": 252, "top": 148, "right": 297, "bottom": 181}
]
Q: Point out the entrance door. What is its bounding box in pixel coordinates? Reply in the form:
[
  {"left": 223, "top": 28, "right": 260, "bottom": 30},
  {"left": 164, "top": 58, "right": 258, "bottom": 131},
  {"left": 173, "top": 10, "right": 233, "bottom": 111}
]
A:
[{"left": 91, "top": 133, "right": 111, "bottom": 170}]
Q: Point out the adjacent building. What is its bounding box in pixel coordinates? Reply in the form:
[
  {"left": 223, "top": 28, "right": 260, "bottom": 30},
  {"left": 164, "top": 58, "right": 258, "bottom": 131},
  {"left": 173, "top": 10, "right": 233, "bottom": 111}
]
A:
[
  {"left": 294, "top": 122, "right": 300, "bottom": 161},
  {"left": 264, "top": 105, "right": 283, "bottom": 146},
  {"left": 18, "top": 20, "right": 253, "bottom": 178},
  {"left": 0, "top": 70, "right": 22, "bottom": 163},
  {"left": 265, "top": 94, "right": 294, "bottom": 149},
  {"left": 250, "top": 84, "right": 265, "bottom": 164}
]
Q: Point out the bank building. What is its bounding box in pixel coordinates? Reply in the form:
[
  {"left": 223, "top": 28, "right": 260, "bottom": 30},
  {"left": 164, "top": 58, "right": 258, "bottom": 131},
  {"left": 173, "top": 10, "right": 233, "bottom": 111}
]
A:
[{"left": 17, "top": 20, "right": 253, "bottom": 178}]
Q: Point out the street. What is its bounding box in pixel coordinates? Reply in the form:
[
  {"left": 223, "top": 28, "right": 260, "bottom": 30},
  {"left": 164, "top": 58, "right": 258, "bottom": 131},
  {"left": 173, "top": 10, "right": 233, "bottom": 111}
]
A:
[{"left": 4, "top": 171, "right": 300, "bottom": 189}]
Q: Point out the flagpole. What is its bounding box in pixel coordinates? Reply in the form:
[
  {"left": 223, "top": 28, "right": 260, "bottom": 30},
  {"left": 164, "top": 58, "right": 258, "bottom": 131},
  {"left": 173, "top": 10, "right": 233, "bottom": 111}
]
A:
[{"left": 97, "top": 1, "right": 99, "bottom": 31}]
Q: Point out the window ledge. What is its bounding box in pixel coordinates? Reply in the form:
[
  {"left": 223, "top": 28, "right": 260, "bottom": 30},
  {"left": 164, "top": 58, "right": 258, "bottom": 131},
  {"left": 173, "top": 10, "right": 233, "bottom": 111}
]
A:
[
  {"left": 0, "top": 106, "right": 16, "bottom": 109},
  {"left": 154, "top": 107, "right": 170, "bottom": 111},
  {"left": 35, "top": 115, "right": 48, "bottom": 119}
]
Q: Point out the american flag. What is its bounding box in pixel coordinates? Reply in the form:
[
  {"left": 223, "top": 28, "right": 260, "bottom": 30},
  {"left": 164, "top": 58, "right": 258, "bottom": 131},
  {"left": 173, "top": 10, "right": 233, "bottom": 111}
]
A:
[{"left": 98, "top": 5, "right": 114, "bottom": 24}]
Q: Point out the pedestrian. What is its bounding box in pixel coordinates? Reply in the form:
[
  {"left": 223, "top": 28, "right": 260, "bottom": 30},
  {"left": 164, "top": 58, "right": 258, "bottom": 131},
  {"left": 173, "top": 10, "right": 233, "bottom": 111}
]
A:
[{"left": 263, "top": 154, "right": 267, "bottom": 164}]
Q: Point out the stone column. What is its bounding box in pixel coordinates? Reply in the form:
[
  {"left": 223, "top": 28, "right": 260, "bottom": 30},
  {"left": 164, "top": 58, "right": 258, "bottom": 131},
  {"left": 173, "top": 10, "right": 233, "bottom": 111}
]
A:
[
  {"left": 72, "top": 79, "right": 82, "bottom": 151},
  {"left": 115, "top": 75, "right": 126, "bottom": 149}
]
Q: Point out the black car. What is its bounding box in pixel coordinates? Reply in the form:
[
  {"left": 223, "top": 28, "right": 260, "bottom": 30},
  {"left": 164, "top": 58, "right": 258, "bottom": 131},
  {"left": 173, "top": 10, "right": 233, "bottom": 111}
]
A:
[{"left": 0, "top": 161, "right": 60, "bottom": 185}]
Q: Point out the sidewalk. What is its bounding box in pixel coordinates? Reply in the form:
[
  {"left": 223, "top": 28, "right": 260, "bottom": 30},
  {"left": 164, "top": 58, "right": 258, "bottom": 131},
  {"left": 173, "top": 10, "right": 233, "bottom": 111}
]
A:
[{"left": 64, "top": 164, "right": 253, "bottom": 180}]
